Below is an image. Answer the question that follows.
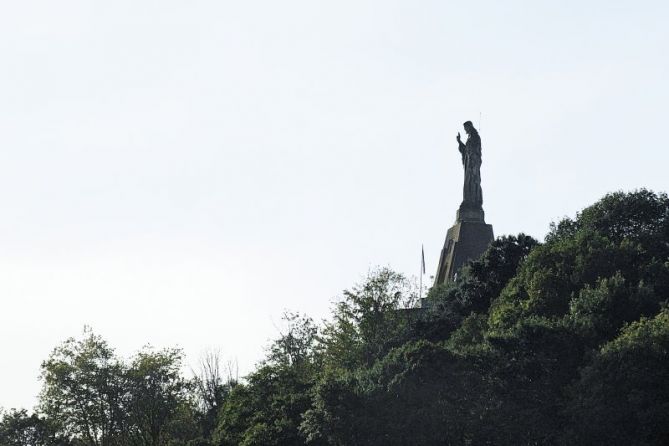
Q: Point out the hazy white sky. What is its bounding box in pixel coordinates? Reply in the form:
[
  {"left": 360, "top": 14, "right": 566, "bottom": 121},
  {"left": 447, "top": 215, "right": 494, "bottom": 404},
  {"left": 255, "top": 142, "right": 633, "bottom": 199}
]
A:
[{"left": 1, "top": 0, "right": 667, "bottom": 409}]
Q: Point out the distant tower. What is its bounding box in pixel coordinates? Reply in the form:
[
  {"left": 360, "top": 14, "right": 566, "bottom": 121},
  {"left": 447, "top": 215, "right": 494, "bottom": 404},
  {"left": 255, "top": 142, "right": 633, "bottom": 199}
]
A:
[{"left": 434, "top": 121, "right": 493, "bottom": 285}]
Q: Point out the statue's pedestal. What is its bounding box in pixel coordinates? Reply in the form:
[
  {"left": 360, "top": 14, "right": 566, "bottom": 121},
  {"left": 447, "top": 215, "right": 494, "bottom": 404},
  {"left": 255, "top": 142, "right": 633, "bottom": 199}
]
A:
[
  {"left": 434, "top": 208, "right": 493, "bottom": 285},
  {"left": 456, "top": 206, "right": 485, "bottom": 222}
]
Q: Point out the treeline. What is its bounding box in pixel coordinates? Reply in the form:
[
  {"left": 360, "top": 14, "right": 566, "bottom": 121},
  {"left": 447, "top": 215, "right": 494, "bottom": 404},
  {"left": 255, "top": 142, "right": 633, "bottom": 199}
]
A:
[{"left": 2, "top": 189, "right": 669, "bottom": 445}]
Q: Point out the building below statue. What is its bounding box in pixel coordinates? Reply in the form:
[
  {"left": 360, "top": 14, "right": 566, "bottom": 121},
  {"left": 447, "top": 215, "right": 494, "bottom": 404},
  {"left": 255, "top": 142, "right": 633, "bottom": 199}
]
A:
[{"left": 433, "top": 211, "right": 493, "bottom": 285}]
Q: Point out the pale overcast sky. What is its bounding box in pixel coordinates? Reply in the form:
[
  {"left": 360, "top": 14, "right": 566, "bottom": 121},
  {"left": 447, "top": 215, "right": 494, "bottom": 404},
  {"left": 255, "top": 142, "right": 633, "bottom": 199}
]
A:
[{"left": 1, "top": 0, "right": 667, "bottom": 410}]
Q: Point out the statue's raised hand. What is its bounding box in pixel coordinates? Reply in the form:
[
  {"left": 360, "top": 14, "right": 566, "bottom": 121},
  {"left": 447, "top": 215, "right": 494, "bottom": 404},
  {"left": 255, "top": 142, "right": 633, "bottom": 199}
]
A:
[{"left": 456, "top": 132, "right": 461, "bottom": 143}]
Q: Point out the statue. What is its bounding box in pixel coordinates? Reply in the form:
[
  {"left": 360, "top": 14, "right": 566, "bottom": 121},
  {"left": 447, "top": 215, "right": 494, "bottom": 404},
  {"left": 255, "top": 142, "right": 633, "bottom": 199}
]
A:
[
  {"left": 456, "top": 121, "right": 483, "bottom": 214},
  {"left": 433, "top": 119, "right": 493, "bottom": 286}
]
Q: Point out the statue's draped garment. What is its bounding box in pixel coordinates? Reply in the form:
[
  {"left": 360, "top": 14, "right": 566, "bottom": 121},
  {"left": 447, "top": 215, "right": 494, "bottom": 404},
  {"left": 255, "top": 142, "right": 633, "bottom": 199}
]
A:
[{"left": 458, "top": 131, "right": 483, "bottom": 208}]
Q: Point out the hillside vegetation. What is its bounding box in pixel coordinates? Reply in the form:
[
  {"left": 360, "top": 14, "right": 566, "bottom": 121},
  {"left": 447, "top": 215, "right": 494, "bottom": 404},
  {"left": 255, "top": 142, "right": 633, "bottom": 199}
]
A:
[{"left": 2, "top": 190, "right": 668, "bottom": 446}]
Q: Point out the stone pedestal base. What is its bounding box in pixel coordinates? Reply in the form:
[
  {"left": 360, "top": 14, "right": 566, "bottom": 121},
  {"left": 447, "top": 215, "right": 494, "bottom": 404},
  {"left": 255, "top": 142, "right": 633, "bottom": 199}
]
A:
[
  {"left": 456, "top": 206, "right": 485, "bottom": 222},
  {"left": 434, "top": 218, "right": 494, "bottom": 285}
]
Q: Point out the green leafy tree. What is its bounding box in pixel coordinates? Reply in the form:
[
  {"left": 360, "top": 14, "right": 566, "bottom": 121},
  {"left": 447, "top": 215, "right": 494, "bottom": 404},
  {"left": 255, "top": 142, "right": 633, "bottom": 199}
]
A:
[
  {"left": 303, "top": 340, "right": 494, "bottom": 446},
  {"left": 39, "top": 329, "right": 200, "bottom": 446},
  {"left": 319, "top": 268, "right": 416, "bottom": 372},
  {"left": 39, "top": 328, "right": 127, "bottom": 446},
  {"left": 567, "top": 309, "right": 669, "bottom": 445},
  {"left": 124, "top": 347, "right": 196, "bottom": 446},
  {"left": 0, "top": 409, "right": 67, "bottom": 446},
  {"left": 214, "top": 313, "right": 321, "bottom": 446},
  {"left": 490, "top": 190, "right": 669, "bottom": 333},
  {"left": 420, "top": 234, "right": 539, "bottom": 342}
]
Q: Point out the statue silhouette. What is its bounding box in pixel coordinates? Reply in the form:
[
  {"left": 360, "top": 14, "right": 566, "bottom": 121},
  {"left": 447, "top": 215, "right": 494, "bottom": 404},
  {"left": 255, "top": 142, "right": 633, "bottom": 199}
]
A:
[{"left": 456, "top": 121, "right": 483, "bottom": 211}]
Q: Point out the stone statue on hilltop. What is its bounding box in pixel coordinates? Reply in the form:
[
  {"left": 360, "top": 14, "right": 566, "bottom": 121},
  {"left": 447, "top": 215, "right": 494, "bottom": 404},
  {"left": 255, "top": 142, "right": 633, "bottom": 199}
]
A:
[
  {"left": 432, "top": 119, "right": 493, "bottom": 286},
  {"left": 456, "top": 121, "right": 483, "bottom": 220}
]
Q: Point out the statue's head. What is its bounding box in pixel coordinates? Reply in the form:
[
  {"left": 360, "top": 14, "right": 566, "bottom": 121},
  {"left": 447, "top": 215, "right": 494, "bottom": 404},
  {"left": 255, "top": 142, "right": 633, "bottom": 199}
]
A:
[{"left": 463, "top": 121, "right": 476, "bottom": 134}]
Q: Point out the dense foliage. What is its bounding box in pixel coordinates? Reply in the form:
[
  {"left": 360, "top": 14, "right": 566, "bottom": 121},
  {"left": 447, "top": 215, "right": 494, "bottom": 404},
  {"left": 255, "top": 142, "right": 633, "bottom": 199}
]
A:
[{"left": 2, "top": 190, "right": 668, "bottom": 445}]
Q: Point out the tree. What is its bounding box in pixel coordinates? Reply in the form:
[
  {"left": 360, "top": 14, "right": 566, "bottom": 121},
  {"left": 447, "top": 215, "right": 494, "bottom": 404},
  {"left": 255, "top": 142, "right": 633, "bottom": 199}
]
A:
[
  {"left": 268, "top": 312, "right": 319, "bottom": 367},
  {"left": 213, "top": 313, "right": 321, "bottom": 446},
  {"left": 302, "top": 340, "right": 492, "bottom": 446},
  {"left": 567, "top": 309, "right": 669, "bottom": 445},
  {"left": 490, "top": 190, "right": 669, "bottom": 334},
  {"left": 39, "top": 327, "right": 126, "bottom": 446},
  {"left": 124, "top": 347, "right": 195, "bottom": 446},
  {"left": 192, "top": 350, "right": 237, "bottom": 440},
  {"left": 319, "top": 268, "right": 417, "bottom": 372},
  {"left": 39, "top": 329, "right": 201, "bottom": 446},
  {"left": 0, "top": 409, "right": 66, "bottom": 446},
  {"left": 419, "top": 234, "right": 539, "bottom": 342}
]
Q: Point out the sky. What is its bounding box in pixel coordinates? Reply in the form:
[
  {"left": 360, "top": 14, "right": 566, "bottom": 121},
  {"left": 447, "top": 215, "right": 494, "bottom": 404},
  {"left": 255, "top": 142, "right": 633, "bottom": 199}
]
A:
[{"left": 1, "top": 0, "right": 667, "bottom": 410}]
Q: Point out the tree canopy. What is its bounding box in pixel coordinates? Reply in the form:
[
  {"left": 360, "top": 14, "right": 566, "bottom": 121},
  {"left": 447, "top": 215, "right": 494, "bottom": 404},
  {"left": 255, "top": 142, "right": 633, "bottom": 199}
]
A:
[{"left": 2, "top": 189, "right": 668, "bottom": 445}]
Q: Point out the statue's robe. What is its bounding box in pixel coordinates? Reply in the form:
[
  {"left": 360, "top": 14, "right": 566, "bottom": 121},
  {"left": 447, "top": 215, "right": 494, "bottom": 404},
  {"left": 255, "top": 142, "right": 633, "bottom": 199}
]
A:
[{"left": 458, "top": 131, "right": 483, "bottom": 209}]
